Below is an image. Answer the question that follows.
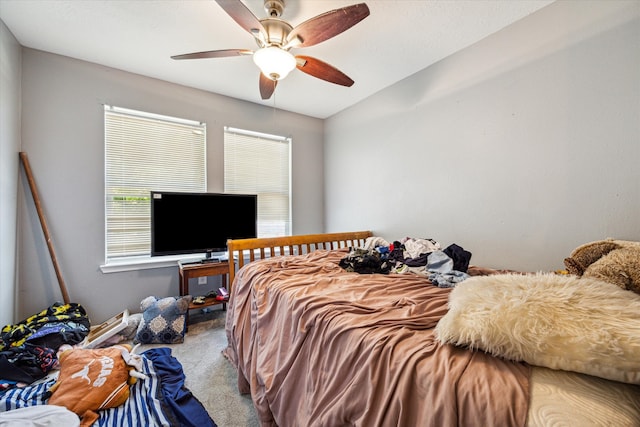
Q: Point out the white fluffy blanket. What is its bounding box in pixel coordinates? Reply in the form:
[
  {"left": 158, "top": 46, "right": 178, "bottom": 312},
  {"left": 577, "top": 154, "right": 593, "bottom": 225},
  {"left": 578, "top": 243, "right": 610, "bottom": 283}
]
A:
[{"left": 435, "top": 273, "right": 640, "bottom": 384}]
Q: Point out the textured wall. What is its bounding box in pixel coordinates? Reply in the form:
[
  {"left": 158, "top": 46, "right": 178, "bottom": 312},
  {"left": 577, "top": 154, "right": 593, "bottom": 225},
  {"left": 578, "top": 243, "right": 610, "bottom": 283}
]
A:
[{"left": 325, "top": 1, "right": 640, "bottom": 271}]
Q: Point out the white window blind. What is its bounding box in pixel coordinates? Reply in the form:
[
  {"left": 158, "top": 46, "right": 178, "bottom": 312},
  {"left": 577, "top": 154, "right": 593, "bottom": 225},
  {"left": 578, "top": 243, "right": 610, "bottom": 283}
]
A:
[
  {"left": 105, "top": 106, "right": 206, "bottom": 261},
  {"left": 224, "top": 127, "right": 291, "bottom": 237}
]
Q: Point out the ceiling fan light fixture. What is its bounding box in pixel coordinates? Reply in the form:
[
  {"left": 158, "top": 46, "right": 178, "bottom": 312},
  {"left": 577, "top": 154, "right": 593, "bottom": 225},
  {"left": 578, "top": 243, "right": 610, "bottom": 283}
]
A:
[{"left": 253, "top": 46, "right": 296, "bottom": 81}]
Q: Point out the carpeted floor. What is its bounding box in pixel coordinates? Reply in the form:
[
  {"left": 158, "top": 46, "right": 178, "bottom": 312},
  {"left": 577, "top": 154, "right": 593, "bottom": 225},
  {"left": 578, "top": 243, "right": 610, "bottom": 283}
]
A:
[{"left": 139, "top": 307, "right": 259, "bottom": 427}]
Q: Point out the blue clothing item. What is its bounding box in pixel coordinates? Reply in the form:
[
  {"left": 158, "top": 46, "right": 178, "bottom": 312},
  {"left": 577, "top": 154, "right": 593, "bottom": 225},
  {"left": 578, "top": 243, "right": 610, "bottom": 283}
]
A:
[
  {"left": 429, "top": 271, "right": 470, "bottom": 288},
  {"left": 143, "top": 347, "right": 217, "bottom": 427}
]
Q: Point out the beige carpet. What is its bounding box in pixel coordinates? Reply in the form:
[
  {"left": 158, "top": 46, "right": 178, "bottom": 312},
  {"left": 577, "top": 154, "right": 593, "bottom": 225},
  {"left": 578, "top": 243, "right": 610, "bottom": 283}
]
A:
[{"left": 139, "top": 307, "right": 259, "bottom": 427}]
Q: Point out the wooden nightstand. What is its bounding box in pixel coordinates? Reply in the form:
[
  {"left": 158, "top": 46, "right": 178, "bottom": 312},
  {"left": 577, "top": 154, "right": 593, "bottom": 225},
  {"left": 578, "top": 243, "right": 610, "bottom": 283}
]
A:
[{"left": 178, "top": 260, "right": 230, "bottom": 324}]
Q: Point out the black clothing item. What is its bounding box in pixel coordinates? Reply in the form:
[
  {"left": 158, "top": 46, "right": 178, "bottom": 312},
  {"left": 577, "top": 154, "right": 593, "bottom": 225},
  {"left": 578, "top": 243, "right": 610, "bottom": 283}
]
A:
[
  {"left": 339, "top": 249, "right": 391, "bottom": 274},
  {"left": 388, "top": 241, "right": 406, "bottom": 263},
  {"left": 0, "top": 343, "right": 57, "bottom": 383},
  {"left": 0, "top": 302, "right": 90, "bottom": 384},
  {"left": 403, "top": 253, "right": 429, "bottom": 267},
  {"left": 1, "top": 302, "right": 90, "bottom": 351},
  {"left": 443, "top": 243, "right": 472, "bottom": 272}
]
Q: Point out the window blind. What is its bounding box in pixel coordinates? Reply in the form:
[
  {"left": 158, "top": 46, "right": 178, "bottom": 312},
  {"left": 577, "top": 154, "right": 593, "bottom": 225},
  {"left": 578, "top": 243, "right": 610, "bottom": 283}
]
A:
[
  {"left": 224, "top": 127, "right": 291, "bottom": 237},
  {"left": 104, "top": 106, "right": 206, "bottom": 261}
]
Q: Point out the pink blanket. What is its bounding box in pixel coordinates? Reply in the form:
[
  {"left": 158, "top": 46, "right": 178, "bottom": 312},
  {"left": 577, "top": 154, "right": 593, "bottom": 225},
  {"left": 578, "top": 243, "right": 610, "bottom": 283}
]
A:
[{"left": 224, "top": 249, "right": 530, "bottom": 426}]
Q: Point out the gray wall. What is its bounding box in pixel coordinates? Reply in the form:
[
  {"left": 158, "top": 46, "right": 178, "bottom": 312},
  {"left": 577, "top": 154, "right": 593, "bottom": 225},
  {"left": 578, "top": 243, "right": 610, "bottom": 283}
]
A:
[
  {"left": 325, "top": 0, "right": 640, "bottom": 272},
  {"left": 17, "top": 49, "right": 324, "bottom": 323},
  {"left": 6, "top": 0, "right": 640, "bottom": 324},
  {"left": 0, "top": 20, "right": 21, "bottom": 326}
]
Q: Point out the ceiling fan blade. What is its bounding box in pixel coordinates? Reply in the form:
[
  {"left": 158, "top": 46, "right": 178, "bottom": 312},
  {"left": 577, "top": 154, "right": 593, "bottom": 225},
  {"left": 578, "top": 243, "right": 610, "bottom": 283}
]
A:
[
  {"left": 286, "top": 3, "right": 370, "bottom": 48},
  {"left": 171, "top": 49, "right": 253, "bottom": 60},
  {"left": 295, "top": 56, "right": 354, "bottom": 87},
  {"left": 215, "top": 0, "right": 266, "bottom": 39},
  {"left": 259, "top": 73, "right": 277, "bottom": 99}
]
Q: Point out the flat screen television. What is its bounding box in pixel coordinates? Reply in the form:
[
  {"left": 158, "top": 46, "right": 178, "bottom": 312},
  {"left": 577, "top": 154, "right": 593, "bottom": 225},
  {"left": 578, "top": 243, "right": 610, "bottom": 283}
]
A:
[{"left": 150, "top": 191, "right": 257, "bottom": 260}]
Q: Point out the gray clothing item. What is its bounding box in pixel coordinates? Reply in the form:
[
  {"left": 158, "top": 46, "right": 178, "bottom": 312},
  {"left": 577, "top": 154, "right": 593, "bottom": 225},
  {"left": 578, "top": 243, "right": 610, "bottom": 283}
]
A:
[
  {"left": 426, "top": 250, "right": 470, "bottom": 287},
  {"left": 426, "top": 250, "right": 454, "bottom": 273}
]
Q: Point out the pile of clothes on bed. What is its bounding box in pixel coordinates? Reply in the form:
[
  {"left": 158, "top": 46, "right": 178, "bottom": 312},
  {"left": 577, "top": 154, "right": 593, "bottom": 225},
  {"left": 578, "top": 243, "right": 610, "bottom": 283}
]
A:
[
  {"left": 339, "top": 236, "right": 473, "bottom": 287},
  {"left": 0, "top": 302, "right": 216, "bottom": 427}
]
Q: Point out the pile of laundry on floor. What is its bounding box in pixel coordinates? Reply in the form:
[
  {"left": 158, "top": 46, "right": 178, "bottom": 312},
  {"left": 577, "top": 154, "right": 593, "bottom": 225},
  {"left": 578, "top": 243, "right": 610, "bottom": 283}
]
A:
[{"left": 0, "top": 302, "right": 217, "bottom": 427}]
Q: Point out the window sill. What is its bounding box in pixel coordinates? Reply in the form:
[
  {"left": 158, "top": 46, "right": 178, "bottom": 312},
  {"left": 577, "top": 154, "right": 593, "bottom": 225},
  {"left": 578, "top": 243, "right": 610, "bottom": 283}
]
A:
[{"left": 100, "top": 254, "right": 208, "bottom": 273}]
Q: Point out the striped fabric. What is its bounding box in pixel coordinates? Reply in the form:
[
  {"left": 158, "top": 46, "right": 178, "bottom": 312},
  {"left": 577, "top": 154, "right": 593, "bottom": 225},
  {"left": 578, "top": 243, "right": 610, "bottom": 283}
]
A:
[{"left": 0, "top": 379, "right": 50, "bottom": 409}]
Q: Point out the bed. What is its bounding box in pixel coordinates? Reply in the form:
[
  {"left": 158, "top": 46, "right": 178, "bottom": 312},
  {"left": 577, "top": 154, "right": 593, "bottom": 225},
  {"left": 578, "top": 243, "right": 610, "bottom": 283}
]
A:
[{"left": 223, "top": 231, "right": 640, "bottom": 427}]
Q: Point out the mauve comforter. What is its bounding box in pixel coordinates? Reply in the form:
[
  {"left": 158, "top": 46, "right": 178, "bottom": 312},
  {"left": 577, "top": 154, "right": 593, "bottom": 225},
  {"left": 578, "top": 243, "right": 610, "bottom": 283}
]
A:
[{"left": 224, "top": 249, "right": 530, "bottom": 427}]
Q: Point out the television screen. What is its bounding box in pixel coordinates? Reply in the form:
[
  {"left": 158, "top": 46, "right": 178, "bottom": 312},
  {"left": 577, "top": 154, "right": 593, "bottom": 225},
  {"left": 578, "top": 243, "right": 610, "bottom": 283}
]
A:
[{"left": 150, "top": 191, "right": 257, "bottom": 258}]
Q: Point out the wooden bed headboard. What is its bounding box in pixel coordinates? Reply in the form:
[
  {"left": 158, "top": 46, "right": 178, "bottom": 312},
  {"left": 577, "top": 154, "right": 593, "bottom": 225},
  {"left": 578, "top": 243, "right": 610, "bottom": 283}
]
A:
[{"left": 227, "top": 230, "right": 372, "bottom": 285}]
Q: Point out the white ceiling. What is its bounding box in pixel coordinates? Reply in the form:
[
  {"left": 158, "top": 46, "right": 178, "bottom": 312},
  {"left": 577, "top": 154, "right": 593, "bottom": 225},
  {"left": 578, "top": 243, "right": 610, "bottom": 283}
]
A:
[{"left": 0, "top": 0, "right": 555, "bottom": 119}]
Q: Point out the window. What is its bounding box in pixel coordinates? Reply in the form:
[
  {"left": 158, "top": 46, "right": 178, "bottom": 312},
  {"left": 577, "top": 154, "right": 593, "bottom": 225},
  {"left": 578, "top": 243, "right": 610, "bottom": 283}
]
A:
[
  {"left": 104, "top": 106, "right": 206, "bottom": 263},
  {"left": 224, "top": 127, "right": 291, "bottom": 237}
]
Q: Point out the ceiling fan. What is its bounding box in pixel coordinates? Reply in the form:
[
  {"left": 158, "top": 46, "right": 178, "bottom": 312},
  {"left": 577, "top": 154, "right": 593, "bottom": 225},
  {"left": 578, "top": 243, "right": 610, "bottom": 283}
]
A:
[{"left": 171, "top": 0, "right": 370, "bottom": 100}]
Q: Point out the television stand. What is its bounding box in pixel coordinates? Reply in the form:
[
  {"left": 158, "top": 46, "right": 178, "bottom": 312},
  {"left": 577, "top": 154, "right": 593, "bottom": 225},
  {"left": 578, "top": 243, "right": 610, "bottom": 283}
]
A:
[{"left": 178, "top": 260, "right": 231, "bottom": 326}]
